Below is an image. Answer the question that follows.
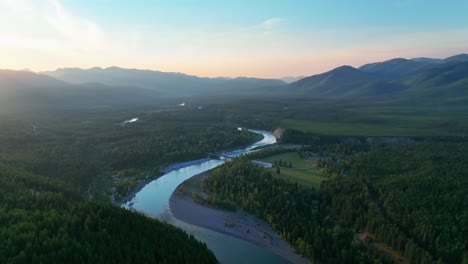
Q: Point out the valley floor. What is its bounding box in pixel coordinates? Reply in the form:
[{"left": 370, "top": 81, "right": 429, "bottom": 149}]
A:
[{"left": 170, "top": 172, "right": 309, "bottom": 264}]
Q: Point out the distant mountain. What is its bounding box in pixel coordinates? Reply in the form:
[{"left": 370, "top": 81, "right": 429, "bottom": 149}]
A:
[
  {"left": 359, "top": 54, "right": 468, "bottom": 80},
  {"left": 410, "top": 54, "right": 468, "bottom": 65},
  {"left": 288, "top": 66, "right": 378, "bottom": 96},
  {"left": 0, "top": 69, "right": 67, "bottom": 90},
  {"left": 3, "top": 53, "right": 468, "bottom": 111},
  {"left": 282, "top": 56, "right": 468, "bottom": 105},
  {"left": 403, "top": 61, "right": 468, "bottom": 89},
  {"left": 0, "top": 70, "right": 67, "bottom": 106},
  {"left": 394, "top": 61, "right": 468, "bottom": 105},
  {"left": 411, "top": 57, "right": 441, "bottom": 64},
  {"left": 442, "top": 54, "right": 468, "bottom": 63},
  {"left": 0, "top": 70, "right": 160, "bottom": 112},
  {"left": 280, "top": 76, "right": 306, "bottom": 83},
  {"left": 42, "top": 67, "right": 286, "bottom": 96},
  {"left": 0, "top": 68, "right": 287, "bottom": 112},
  {"left": 359, "top": 58, "right": 433, "bottom": 80}
]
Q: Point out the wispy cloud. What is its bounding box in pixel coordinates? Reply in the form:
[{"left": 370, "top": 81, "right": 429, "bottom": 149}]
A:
[
  {"left": 0, "top": 0, "right": 139, "bottom": 70},
  {"left": 258, "top": 17, "right": 286, "bottom": 36},
  {"left": 46, "top": 0, "right": 105, "bottom": 52},
  {"left": 261, "top": 17, "right": 286, "bottom": 30}
]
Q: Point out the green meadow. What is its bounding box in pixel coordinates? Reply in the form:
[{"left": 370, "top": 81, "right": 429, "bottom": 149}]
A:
[
  {"left": 260, "top": 152, "right": 325, "bottom": 189},
  {"left": 280, "top": 106, "right": 468, "bottom": 137}
]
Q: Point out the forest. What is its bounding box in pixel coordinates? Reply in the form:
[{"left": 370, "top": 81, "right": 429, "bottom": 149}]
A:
[
  {"left": 202, "top": 157, "right": 391, "bottom": 263},
  {"left": 0, "top": 105, "right": 260, "bottom": 201},
  {"left": 0, "top": 163, "right": 217, "bottom": 263},
  {"left": 318, "top": 142, "right": 468, "bottom": 264},
  {"left": 1, "top": 97, "right": 468, "bottom": 263},
  {"left": 0, "top": 104, "right": 267, "bottom": 263},
  {"left": 202, "top": 139, "right": 468, "bottom": 263}
]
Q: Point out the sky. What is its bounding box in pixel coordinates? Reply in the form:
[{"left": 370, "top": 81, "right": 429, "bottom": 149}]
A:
[{"left": 1, "top": 0, "right": 468, "bottom": 78}]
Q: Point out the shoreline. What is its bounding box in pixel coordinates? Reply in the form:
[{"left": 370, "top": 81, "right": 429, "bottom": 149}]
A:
[
  {"left": 114, "top": 158, "right": 213, "bottom": 206},
  {"left": 169, "top": 173, "right": 310, "bottom": 264},
  {"left": 117, "top": 130, "right": 269, "bottom": 206},
  {"left": 112, "top": 180, "right": 148, "bottom": 206},
  {"left": 162, "top": 157, "right": 211, "bottom": 174}
]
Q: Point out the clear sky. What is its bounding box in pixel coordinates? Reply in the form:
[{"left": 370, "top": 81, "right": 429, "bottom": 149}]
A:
[{"left": 1, "top": 0, "right": 467, "bottom": 78}]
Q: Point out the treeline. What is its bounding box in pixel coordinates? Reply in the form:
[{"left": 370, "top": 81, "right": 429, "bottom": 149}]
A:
[
  {"left": 246, "top": 147, "right": 294, "bottom": 160},
  {"left": 202, "top": 140, "right": 468, "bottom": 263},
  {"left": 0, "top": 163, "right": 218, "bottom": 263},
  {"left": 0, "top": 108, "right": 259, "bottom": 199},
  {"left": 103, "top": 124, "right": 258, "bottom": 170},
  {"left": 0, "top": 106, "right": 269, "bottom": 263},
  {"left": 319, "top": 142, "right": 468, "bottom": 264},
  {"left": 202, "top": 158, "right": 393, "bottom": 263}
]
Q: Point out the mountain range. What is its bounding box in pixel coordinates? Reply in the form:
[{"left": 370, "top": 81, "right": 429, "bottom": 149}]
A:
[
  {"left": 282, "top": 53, "right": 468, "bottom": 104},
  {"left": 358, "top": 54, "right": 468, "bottom": 80},
  {"left": 1, "top": 53, "right": 467, "bottom": 111},
  {"left": 42, "top": 67, "right": 286, "bottom": 96}
]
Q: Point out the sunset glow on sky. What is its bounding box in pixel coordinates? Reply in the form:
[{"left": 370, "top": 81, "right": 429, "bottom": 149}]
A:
[{"left": 1, "top": 0, "right": 468, "bottom": 78}]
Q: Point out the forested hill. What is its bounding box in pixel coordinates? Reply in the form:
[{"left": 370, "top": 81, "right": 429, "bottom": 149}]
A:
[
  {"left": 0, "top": 106, "right": 270, "bottom": 263},
  {"left": 0, "top": 163, "right": 218, "bottom": 263},
  {"left": 281, "top": 54, "right": 468, "bottom": 105},
  {"left": 203, "top": 140, "right": 468, "bottom": 263}
]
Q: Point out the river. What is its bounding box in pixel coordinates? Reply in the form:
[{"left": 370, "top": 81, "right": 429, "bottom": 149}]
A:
[{"left": 123, "top": 130, "right": 289, "bottom": 263}]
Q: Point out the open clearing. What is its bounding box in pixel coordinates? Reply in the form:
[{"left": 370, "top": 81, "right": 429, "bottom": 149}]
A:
[
  {"left": 260, "top": 152, "right": 325, "bottom": 188},
  {"left": 280, "top": 106, "right": 468, "bottom": 137},
  {"left": 260, "top": 151, "right": 313, "bottom": 168}
]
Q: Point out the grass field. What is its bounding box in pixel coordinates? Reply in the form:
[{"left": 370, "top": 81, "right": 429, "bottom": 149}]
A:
[
  {"left": 268, "top": 167, "right": 324, "bottom": 189},
  {"left": 260, "top": 152, "right": 325, "bottom": 188},
  {"left": 280, "top": 119, "right": 436, "bottom": 137},
  {"left": 260, "top": 151, "right": 314, "bottom": 168},
  {"left": 280, "top": 106, "right": 468, "bottom": 137}
]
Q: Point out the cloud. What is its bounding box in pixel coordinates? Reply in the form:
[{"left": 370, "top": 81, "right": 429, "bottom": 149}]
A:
[
  {"left": 0, "top": 0, "right": 33, "bottom": 13},
  {"left": 46, "top": 0, "right": 105, "bottom": 52},
  {"left": 0, "top": 0, "right": 136, "bottom": 70},
  {"left": 261, "top": 17, "right": 286, "bottom": 30},
  {"left": 0, "top": 0, "right": 105, "bottom": 53}
]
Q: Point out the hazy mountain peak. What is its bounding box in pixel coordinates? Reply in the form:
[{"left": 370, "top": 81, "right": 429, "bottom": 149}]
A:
[
  {"left": 41, "top": 66, "right": 286, "bottom": 96},
  {"left": 443, "top": 53, "right": 468, "bottom": 63},
  {"left": 330, "top": 65, "right": 358, "bottom": 73},
  {"left": 280, "top": 76, "right": 306, "bottom": 83},
  {"left": 411, "top": 57, "right": 441, "bottom": 64},
  {"left": 359, "top": 57, "right": 430, "bottom": 80},
  {"left": 287, "top": 64, "right": 377, "bottom": 96}
]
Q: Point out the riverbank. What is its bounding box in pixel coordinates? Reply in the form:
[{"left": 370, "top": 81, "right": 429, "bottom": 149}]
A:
[
  {"left": 170, "top": 172, "right": 309, "bottom": 264},
  {"left": 112, "top": 158, "right": 212, "bottom": 206},
  {"left": 163, "top": 158, "right": 211, "bottom": 174},
  {"left": 112, "top": 179, "right": 148, "bottom": 206}
]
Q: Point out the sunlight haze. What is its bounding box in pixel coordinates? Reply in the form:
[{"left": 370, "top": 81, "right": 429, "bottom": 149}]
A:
[{"left": 1, "top": 0, "right": 468, "bottom": 78}]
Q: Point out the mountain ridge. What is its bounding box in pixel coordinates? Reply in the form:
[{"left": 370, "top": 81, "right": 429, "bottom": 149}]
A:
[
  {"left": 2, "top": 53, "right": 468, "bottom": 111},
  {"left": 358, "top": 53, "right": 468, "bottom": 80},
  {"left": 42, "top": 67, "right": 286, "bottom": 96},
  {"left": 285, "top": 57, "right": 468, "bottom": 104}
]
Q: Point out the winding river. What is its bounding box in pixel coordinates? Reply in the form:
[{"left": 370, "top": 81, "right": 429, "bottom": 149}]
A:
[{"left": 123, "top": 130, "right": 289, "bottom": 263}]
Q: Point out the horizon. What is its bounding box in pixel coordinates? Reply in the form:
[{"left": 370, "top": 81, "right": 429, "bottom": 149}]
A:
[
  {"left": 4, "top": 52, "right": 466, "bottom": 80},
  {"left": 1, "top": 0, "right": 468, "bottom": 78}
]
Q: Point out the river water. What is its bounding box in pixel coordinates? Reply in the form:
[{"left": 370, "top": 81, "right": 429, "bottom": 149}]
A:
[{"left": 123, "top": 130, "right": 289, "bottom": 263}]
